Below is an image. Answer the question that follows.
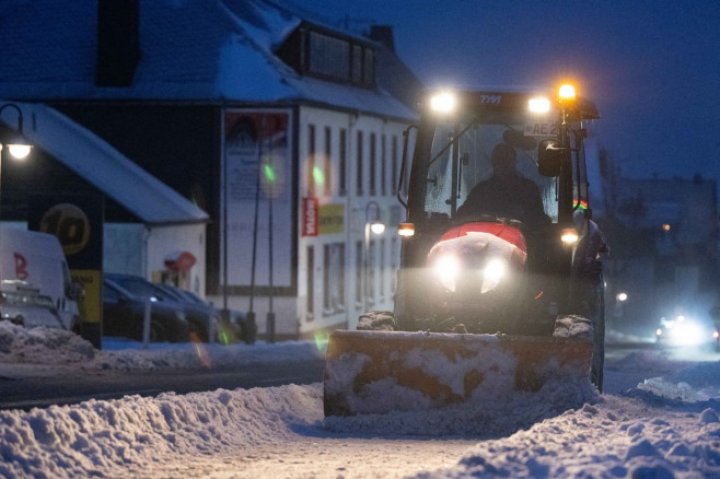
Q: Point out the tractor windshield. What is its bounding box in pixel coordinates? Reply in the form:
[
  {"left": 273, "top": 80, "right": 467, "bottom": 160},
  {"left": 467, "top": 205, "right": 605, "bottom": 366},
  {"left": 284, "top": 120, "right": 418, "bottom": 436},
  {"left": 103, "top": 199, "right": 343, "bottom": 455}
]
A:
[{"left": 423, "top": 114, "right": 559, "bottom": 225}]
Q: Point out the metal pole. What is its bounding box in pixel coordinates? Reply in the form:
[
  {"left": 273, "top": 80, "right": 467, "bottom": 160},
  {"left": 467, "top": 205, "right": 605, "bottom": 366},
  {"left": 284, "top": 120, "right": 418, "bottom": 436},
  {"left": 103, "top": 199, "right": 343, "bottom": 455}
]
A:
[
  {"left": 266, "top": 120, "right": 275, "bottom": 343},
  {"left": 267, "top": 191, "right": 275, "bottom": 342},
  {"left": 221, "top": 115, "right": 229, "bottom": 328},
  {"left": 142, "top": 298, "right": 151, "bottom": 348},
  {"left": 363, "top": 221, "right": 369, "bottom": 313},
  {"left": 246, "top": 120, "right": 262, "bottom": 344}
]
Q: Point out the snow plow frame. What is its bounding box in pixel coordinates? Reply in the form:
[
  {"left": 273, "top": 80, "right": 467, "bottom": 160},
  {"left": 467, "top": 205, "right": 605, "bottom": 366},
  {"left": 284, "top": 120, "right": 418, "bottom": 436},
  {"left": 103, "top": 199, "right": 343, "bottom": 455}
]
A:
[{"left": 324, "top": 329, "right": 593, "bottom": 416}]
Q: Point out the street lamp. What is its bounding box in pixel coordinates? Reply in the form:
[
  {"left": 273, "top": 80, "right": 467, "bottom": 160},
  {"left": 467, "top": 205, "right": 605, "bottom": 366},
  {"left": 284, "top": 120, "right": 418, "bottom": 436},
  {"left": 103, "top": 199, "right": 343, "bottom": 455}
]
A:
[
  {"left": 0, "top": 104, "right": 32, "bottom": 228},
  {"left": 0, "top": 103, "right": 32, "bottom": 286},
  {"left": 0, "top": 103, "right": 32, "bottom": 161},
  {"left": 363, "top": 201, "right": 385, "bottom": 312}
]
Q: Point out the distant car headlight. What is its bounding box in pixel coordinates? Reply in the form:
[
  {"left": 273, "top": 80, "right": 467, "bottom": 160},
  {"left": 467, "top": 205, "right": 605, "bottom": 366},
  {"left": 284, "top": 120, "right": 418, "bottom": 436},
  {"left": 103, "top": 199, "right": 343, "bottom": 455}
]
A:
[
  {"left": 433, "top": 254, "right": 461, "bottom": 293},
  {"left": 668, "top": 318, "right": 707, "bottom": 346},
  {"left": 481, "top": 258, "right": 508, "bottom": 294}
]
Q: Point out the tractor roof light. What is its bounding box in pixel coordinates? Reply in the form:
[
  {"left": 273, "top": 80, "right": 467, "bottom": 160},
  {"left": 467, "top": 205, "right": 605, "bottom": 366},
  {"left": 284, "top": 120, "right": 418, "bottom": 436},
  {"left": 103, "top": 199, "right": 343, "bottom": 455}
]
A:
[
  {"left": 558, "top": 83, "right": 577, "bottom": 103},
  {"left": 429, "top": 91, "right": 457, "bottom": 114},
  {"left": 528, "top": 96, "right": 551, "bottom": 114}
]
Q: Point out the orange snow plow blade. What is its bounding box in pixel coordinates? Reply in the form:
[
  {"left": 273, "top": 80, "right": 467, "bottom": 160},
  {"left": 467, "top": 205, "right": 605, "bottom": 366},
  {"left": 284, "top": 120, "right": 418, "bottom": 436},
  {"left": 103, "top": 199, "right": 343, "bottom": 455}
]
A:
[{"left": 323, "top": 329, "right": 593, "bottom": 416}]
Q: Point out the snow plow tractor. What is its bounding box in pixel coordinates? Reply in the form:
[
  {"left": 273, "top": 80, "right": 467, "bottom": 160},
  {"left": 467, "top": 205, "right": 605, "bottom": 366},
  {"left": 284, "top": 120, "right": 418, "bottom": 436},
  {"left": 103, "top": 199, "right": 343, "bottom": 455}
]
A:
[{"left": 324, "top": 84, "right": 607, "bottom": 417}]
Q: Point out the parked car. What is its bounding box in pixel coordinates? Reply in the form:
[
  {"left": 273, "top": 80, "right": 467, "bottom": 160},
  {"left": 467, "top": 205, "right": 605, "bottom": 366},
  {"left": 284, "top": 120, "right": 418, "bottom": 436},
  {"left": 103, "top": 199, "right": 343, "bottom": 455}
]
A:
[
  {"left": 0, "top": 280, "right": 74, "bottom": 331},
  {"left": 155, "top": 283, "right": 256, "bottom": 344},
  {"left": 105, "top": 273, "right": 213, "bottom": 342},
  {"left": 102, "top": 277, "right": 190, "bottom": 342},
  {"left": 154, "top": 283, "right": 220, "bottom": 342}
]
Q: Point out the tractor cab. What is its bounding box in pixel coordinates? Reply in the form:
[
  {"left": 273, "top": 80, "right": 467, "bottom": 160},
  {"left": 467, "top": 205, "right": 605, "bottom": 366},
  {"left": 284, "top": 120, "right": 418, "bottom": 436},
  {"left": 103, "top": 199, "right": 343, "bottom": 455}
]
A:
[{"left": 395, "top": 86, "right": 601, "bottom": 334}]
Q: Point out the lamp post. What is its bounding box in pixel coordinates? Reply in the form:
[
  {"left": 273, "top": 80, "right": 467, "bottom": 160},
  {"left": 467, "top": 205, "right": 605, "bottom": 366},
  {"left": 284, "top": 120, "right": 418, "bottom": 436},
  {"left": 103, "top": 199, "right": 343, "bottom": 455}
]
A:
[
  {"left": 363, "top": 200, "right": 385, "bottom": 312},
  {"left": 0, "top": 103, "right": 32, "bottom": 283},
  {"left": 0, "top": 103, "right": 32, "bottom": 221}
]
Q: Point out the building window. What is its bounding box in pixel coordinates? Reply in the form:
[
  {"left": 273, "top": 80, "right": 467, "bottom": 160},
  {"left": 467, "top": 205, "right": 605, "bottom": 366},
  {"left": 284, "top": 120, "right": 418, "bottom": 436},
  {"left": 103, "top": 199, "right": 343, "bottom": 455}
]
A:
[
  {"left": 355, "top": 240, "right": 363, "bottom": 307},
  {"left": 339, "top": 128, "right": 347, "bottom": 196},
  {"left": 324, "top": 126, "right": 332, "bottom": 196},
  {"left": 323, "top": 243, "right": 346, "bottom": 314},
  {"left": 392, "top": 135, "right": 398, "bottom": 194},
  {"left": 356, "top": 131, "right": 364, "bottom": 196},
  {"left": 279, "top": 29, "right": 376, "bottom": 88},
  {"left": 379, "top": 238, "right": 386, "bottom": 300},
  {"left": 307, "top": 245, "right": 314, "bottom": 319},
  {"left": 363, "top": 48, "right": 375, "bottom": 86},
  {"left": 352, "top": 44, "right": 362, "bottom": 84},
  {"left": 308, "top": 124, "right": 316, "bottom": 195},
  {"left": 308, "top": 31, "right": 350, "bottom": 80},
  {"left": 369, "top": 133, "right": 377, "bottom": 196},
  {"left": 381, "top": 134, "right": 387, "bottom": 196}
]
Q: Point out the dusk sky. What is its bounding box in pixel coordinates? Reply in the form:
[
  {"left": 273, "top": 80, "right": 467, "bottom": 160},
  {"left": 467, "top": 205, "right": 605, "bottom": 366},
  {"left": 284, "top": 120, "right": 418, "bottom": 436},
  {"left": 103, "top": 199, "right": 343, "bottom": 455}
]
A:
[{"left": 291, "top": 0, "right": 720, "bottom": 182}]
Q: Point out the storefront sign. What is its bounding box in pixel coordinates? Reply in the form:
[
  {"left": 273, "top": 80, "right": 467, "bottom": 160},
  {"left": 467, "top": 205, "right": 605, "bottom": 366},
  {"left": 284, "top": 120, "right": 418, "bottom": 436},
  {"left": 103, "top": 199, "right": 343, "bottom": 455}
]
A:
[
  {"left": 319, "top": 204, "right": 344, "bottom": 235},
  {"left": 302, "top": 197, "right": 319, "bottom": 237}
]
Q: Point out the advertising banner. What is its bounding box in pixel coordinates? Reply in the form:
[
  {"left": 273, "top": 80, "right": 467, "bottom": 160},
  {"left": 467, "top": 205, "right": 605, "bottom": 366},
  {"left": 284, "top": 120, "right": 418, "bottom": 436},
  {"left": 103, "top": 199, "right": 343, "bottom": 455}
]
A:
[{"left": 222, "top": 110, "right": 292, "bottom": 287}]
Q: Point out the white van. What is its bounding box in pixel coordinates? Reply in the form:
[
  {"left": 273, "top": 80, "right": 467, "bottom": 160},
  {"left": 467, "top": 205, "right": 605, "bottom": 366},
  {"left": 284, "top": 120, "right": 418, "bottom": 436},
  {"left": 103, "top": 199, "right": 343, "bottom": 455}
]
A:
[{"left": 0, "top": 228, "right": 81, "bottom": 330}]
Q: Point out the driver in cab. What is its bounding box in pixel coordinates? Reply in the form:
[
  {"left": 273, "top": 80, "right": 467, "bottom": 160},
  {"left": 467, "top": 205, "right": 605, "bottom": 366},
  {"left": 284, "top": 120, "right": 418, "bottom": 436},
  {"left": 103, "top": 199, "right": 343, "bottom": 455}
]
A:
[{"left": 456, "top": 143, "right": 550, "bottom": 228}]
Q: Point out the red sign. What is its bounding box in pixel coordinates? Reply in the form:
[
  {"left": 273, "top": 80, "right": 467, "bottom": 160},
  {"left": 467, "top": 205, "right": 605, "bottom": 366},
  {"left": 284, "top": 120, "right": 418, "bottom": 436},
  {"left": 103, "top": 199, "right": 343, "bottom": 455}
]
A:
[{"left": 302, "top": 197, "right": 319, "bottom": 237}]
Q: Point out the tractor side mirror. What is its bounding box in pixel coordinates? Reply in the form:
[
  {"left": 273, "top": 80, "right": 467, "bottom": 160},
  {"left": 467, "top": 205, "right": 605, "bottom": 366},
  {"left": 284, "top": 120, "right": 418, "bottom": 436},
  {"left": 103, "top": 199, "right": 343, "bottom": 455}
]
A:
[{"left": 538, "top": 140, "right": 563, "bottom": 177}]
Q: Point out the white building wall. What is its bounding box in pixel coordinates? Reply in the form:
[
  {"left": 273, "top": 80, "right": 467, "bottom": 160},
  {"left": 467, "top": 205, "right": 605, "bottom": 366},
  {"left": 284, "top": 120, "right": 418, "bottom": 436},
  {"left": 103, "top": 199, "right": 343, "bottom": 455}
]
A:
[{"left": 296, "top": 105, "right": 408, "bottom": 336}]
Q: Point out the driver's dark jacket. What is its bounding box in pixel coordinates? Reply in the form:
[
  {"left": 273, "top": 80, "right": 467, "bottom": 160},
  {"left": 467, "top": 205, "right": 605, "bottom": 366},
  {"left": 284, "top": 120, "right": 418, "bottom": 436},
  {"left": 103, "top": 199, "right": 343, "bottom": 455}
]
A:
[{"left": 456, "top": 174, "right": 549, "bottom": 228}]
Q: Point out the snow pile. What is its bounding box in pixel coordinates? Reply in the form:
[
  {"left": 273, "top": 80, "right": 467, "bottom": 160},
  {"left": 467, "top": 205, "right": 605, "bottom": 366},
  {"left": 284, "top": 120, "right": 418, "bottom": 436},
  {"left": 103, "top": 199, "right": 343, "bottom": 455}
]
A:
[
  {"left": 0, "top": 322, "right": 323, "bottom": 371},
  {"left": 0, "top": 384, "right": 323, "bottom": 479},
  {"left": 0, "top": 323, "right": 95, "bottom": 363},
  {"left": 325, "top": 375, "right": 597, "bottom": 437},
  {"left": 418, "top": 396, "right": 720, "bottom": 479}
]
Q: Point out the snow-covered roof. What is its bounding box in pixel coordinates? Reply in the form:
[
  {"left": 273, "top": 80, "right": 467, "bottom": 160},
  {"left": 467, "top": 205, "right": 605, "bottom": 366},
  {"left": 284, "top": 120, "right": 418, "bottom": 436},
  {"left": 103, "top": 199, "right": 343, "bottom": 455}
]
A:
[
  {"left": 0, "top": 101, "right": 209, "bottom": 225},
  {"left": 0, "top": 0, "right": 416, "bottom": 121}
]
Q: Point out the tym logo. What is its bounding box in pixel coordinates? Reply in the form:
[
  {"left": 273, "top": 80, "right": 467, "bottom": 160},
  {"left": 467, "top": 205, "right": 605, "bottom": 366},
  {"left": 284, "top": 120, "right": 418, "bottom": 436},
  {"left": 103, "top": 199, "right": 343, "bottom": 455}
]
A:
[{"left": 479, "top": 95, "right": 502, "bottom": 105}]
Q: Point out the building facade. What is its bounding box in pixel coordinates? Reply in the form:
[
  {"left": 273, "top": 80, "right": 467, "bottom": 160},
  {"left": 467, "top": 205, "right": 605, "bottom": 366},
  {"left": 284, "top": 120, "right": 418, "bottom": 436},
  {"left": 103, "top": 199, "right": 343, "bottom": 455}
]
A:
[{"left": 0, "top": 0, "right": 422, "bottom": 338}]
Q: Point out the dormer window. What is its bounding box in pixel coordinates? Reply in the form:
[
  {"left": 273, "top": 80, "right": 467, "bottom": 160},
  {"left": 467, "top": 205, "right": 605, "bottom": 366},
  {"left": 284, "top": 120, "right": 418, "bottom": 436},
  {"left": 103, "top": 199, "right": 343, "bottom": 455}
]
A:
[{"left": 278, "top": 25, "right": 375, "bottom": 88}]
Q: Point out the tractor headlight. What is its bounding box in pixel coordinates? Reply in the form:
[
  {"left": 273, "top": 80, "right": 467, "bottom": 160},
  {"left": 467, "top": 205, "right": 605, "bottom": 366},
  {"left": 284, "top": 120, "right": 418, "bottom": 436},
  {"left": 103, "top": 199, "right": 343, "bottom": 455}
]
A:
[
  {"left": 433, "top": 254, "right": 461, "bottom": 292},
  {"left": 560, "top": 228, "right": 579, "bottom": 246},
  {"left": 481, "top": 258, "right": 508, "bottom": 294},
  {"left": 528, "top": 96, "right": 551, "bottom": 114},
  {"left": 429, "top": 91, "right": 457, "bottom": 114}
]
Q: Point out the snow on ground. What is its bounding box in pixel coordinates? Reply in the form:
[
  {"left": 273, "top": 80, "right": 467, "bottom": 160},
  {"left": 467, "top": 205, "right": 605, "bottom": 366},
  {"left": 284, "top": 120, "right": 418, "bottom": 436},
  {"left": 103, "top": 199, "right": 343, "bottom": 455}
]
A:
[
  {"left": 0, "top": 322, "right": 324, "bottom": 371},
  {"left": 1, "top": 323, "right": 720, "bottom": 478}
]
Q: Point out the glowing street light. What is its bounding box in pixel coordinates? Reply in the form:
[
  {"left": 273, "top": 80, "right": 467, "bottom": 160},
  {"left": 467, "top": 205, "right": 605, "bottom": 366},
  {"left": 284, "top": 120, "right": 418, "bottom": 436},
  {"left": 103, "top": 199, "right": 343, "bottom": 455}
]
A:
[
  {"left": 0, "top": 103, "right": 33, "bottom": 231},
  {"left": 0, "top": 103, "right": 32, "bottom": 161}
]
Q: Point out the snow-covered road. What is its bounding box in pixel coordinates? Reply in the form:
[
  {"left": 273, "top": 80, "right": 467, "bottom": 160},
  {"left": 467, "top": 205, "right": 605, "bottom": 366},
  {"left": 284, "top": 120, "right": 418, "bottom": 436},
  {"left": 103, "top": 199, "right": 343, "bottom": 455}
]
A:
[{"left": 1, "top": 323, "right": 719, "bottom": 478}]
